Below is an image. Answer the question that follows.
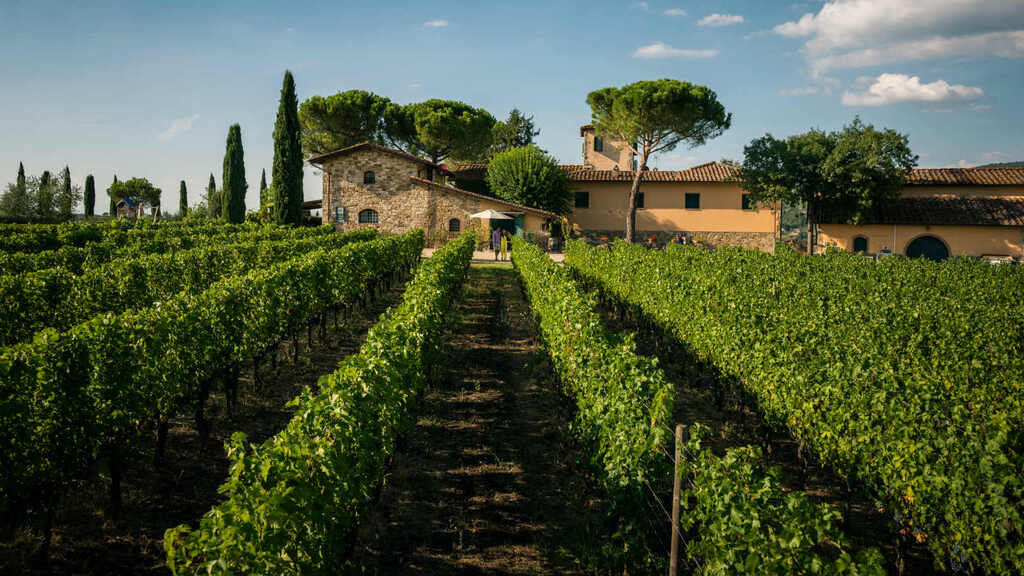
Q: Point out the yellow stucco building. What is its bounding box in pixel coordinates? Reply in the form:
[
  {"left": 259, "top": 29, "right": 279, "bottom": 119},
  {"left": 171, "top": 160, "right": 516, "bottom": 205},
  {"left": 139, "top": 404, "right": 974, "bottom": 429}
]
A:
[{"left": 813, "top": 168, "right": 1024, "bottom": 260}]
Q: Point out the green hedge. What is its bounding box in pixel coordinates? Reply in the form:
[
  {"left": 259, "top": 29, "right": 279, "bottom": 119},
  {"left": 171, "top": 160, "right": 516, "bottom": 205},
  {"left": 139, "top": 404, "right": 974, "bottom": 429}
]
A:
[
  {"left": 0, "top": 230, "right": 424, "bottom": 531},
  {"left": 164, "top": 231, "right": 475, "bottom": 575},
  {"left": 517, "top": 237, "right": 882, "bottom": 575},
  {"left": 566, "top": 239, "right": 1024, "bottom": 574},
  {"left": 0, "top": 228, "right": 378, "bottom": 347}
]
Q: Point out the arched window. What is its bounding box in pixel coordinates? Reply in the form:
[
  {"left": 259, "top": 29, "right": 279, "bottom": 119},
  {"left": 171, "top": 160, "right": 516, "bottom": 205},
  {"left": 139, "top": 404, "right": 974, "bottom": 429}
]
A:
[
  {"left": 358, "top": 209, "right": 379, "bottom": 224},
  {"left": 852, "top": 236, "right": 868, "bottom": 253},
  {"left": 906, "top": 235, "right": 949, "bottom": 261},
  {"left": 448, "top": 218, "right": 461, "bottom": 234},
  {"left": 363, "top": 171, "right": 375, "bottom": 184}
]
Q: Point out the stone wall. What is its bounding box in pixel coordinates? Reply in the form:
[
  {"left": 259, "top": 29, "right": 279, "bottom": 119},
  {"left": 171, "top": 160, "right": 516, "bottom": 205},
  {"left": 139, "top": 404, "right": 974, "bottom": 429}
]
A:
[
  {"left": 321, "top": 147, "right": 434, "bottom": 235},
  {"left": 579, "top": 229, "right": 776, "bottom": 253}
]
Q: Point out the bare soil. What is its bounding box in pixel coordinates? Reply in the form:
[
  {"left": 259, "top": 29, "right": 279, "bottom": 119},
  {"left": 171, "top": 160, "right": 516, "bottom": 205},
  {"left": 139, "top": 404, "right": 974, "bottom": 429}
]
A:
[
  {"left": 355, "top": 264, "right": 608, "bottom": 575},
  {"left": 0, "top": 282, "right": 407, "bottom": 576}
]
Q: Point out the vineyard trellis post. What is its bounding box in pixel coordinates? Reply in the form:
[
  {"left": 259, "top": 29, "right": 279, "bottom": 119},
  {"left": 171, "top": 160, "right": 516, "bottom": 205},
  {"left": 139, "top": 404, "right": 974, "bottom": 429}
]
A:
[{"left": 669, "top": 423, "right": 683, "bottom": 576}]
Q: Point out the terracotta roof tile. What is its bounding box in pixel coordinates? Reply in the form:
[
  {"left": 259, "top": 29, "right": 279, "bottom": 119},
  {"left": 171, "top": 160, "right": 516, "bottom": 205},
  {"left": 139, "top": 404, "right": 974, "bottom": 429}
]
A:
[
  {"left": 408, "top": 177, "right": 558, "bottom": 218},
  {"left": 307, "top": 141, "right": 437, "bottom": 167},
  {"left": 907, "top": 167, "right": 1024, "bottom": 186},
  {"left": 811, "top": 196, "right": 1024, "bottom": 227},
  {"left": 567, "top": 162, "right": 741, "bottom": 183}
]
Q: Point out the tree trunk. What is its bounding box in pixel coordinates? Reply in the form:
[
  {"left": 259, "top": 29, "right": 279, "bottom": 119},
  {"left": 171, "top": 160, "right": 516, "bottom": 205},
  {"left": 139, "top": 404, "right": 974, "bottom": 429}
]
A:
[{"left": 624, "top": 157, "right": 646, "bottom": 243}]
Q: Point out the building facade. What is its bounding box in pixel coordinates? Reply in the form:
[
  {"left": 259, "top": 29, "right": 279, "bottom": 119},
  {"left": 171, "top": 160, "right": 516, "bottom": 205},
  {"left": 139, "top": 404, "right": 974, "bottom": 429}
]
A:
[
  {"left": 308, "top": 142, "right": 554, "bottom": 240},
  {"left": 814, "top": 168, "right": 1024, "bottom": 260}
]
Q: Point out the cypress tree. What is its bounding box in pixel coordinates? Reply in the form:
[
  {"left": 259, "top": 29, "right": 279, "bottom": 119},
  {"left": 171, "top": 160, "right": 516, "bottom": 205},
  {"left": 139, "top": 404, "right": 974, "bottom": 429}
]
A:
[
  {"left": 222, "top": 124, "right": 247, "bottom": 223},
  {"left": 84, "top": 174, "right": 95, "bottom": 217},
  {"left": 207, "top": 173, "right": 221, "bottom": 219},
  {"left": 13, "top": 162, "right": 28, "bottom": 219},
  {"left": 109, "top": 175, "right": 118, "bottom": 216},
  {"left": 272, "top": 70, "right": 303, "bottom": 225},
  {"left": 58, "top": 166, "right": 73, "bottom": 221},
  {"left": 179, "top": 180, "right": 188, "bottom": 216},
  {"left": 259, "top": 168, "right": 269, "bottom": 213},
  {"left": 37, "top": 170, "right": 55, "bottom": 221}
]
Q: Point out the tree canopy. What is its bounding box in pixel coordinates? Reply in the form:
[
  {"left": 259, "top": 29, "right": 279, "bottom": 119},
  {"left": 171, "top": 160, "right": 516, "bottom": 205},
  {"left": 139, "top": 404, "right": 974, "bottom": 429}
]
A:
[
  {"left": 740, "top": 118, "right": 917, "bottom": 230},
  {"left": 586, "top": 79, "right": 731, "bottom": 241},
  {"left": 299, "top": 90, "right": 393, "bottom": 156},
  {"left": 108, "top": 177, "right": 162, "bottom": 208},
  {"left": 56, "top": 166, "right": 78, "bottom": 220},
  {"left": 490, "top": 109, "right": 539, "bottom": 156},
  {"left": 486, "top": 145, "right": 571, "bottom": 215},
  {"left": 222, "top": 123, "right": 247, "bottom": 223},
  {"left": 397, "top": 99, "right": 496, "bottom": 164},
  {"left": 206, "top": 173, "right": 220, "bottom": 219},
  {"left": 273, "top": 70, "right": 303, "bottom": 225},
  {"left": 0, "top": 163, "right": 31, "bottom": 220}
]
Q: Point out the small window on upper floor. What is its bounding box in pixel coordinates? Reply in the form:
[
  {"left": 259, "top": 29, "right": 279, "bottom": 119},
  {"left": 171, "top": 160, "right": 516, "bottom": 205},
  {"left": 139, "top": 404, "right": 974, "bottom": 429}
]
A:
[
  {"left": 574, "top": 191, "right": 590, "bottom": 209},
  {"left": 852, "top": 236, "right": 868, "bottom": 253},
  {"left": 685, "top": 193, "right": 700, "bottom": 210},
  {"left": 363, "top": 171, "right": 375, "bottom": 185},
  {"left": 594, "top": 137, "right": 603, "bottom": 152},
  {"left": 358, "top": 209, "right": 379, "bottom": 224},
  {"left": 637, "top": 192, "right": 645, "bottom": 209},
  {"left": 741, "top": 194, "right": 753, "bottom": 210}
]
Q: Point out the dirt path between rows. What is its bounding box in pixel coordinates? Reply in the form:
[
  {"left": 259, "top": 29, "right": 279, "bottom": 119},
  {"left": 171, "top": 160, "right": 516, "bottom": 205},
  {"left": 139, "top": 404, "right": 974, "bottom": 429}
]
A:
[
  {"left": 356, "top": 264, "right": 606, "bottom": 575},
  {"left": 0, "top": 280, "right": 407, "bottom": 576}
]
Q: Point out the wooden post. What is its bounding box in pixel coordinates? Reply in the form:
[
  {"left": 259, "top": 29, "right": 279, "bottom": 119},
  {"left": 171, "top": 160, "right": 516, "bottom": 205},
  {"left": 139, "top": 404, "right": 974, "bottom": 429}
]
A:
[{"left": 669, "top": 423, "right": 683, "bottom": 576}]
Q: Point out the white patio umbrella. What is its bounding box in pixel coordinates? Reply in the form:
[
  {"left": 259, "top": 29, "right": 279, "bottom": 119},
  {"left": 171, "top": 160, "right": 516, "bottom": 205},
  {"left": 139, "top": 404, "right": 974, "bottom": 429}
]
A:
[{"left": 469, "top": 209, "right": 513, "bottom": 220}]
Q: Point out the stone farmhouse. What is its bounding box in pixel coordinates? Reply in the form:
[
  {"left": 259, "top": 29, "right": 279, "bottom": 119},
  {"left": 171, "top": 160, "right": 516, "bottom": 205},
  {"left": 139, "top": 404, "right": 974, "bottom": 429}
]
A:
[
  {"left": 306, "top": 124, "right": 1024, "bottom": 260},
  {"left": 307, "top": 142, "right": 555, "bottom": 241}
]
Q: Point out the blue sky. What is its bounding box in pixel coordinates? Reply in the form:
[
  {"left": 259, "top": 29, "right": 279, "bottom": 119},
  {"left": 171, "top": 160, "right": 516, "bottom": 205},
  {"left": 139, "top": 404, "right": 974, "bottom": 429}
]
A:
[{"left": 1, "top": 0, "right": 1022, "bottom": 214}]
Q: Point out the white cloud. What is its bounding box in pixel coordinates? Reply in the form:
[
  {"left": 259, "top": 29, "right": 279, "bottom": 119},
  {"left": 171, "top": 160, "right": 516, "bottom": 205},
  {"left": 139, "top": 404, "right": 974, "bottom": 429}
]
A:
[
  {"left": 698, "top": 13, "right": 745, "bottom": 27},
  {"left": 774, "top": 0, "right": 1024, "bottom": 74},
  {"left": 633, "top": 42, "right": 718, "bottom": 59},
  {"left": 664, "top": 8, "right": 687, "bottom": 17},
  {"left": 633, "top": 2, "right": 650, "bottom": 11},
  {"left": 158, "top": 114, "right": 199, "bottom": 142},
  {"left": 841, "top": 73, "right": 983, "bottom": 106},
  {"left": 422, "top": 19, "right": 448, "bottom": 28}
]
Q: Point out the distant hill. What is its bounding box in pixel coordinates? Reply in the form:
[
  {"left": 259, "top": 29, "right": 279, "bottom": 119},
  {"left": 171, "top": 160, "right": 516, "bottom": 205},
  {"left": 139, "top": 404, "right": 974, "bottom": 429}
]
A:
[{"left": 976, "top": 161, "right": 1024, "bottom": 168}]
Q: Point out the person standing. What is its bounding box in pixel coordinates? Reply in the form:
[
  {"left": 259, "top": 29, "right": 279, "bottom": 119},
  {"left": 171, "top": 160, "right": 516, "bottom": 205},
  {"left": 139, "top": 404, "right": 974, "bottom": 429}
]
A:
[
  {"left": 500, "top": 229, "right": 510, "bottom": 261},
  {"left": 492, "top": 227, "right": 502, "bottom": 261}
]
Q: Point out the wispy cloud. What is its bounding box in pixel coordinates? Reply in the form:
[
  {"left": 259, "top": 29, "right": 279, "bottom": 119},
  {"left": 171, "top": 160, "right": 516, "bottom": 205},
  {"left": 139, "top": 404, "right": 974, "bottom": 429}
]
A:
[
  {"left": 841, "top": 73, "right": 983, "bottom": 106},
  {"left": 633, "top": 42, "right": 718, "bottom": 59},
  {"left": 158, "top": 114, "right": 199, "bottom": 142},
  {"left": 779, "top": 86, "right": 820, "bottom": 96},
  {"left": 664, "top": 8, "right": 687, "bottom": 16},
  {"left": 422, "top": 19, "right": 448, "bottom": 29},
  {"left": 698, "top": 13, "right": 745, "bottom": 27},
  {"left": 632, "top": 2, "right": 650, "bottom": 12}
]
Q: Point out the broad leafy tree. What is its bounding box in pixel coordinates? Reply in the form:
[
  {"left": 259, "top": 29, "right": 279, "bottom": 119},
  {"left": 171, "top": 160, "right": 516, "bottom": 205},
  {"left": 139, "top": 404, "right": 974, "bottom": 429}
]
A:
[
  {"left": 389, "top": 99, "right": 495, "bottom": 164},
  {"left": 299, "top": 90, "right": 393, "bottom": 156},
  {"left": 222, "top": 124, "right": 247, "bottom": 223},
  {"left": 486, "top": 145, "right": 571, "bottom": 215},
  {"left": 0, "top": 163, "right": 32, "bottom": 220},
  {"left": 84, "top": 174, "right": 96, "bottom": 217},
  {"left": 490, "top": 109, "right": 539, "bottom": 156},
  {"left": 206, "top": 173, "right": 221, "bottom": 219},
  {"left": 108, "top": 177, "right": 161, "bottom": 212},
  {"left": 35, "top": 170, "right": 56, "bottom": 221},
  {"left": 587, "top": 79, "right": 731, "bottom": 242},
  {"left": 273, "top": 70, "right": 303, "bottom": 225},
  {"left": 178, "top": 180, "right": 188, "bottom": 216},
  {"left": 108, "top": 175, "right": 118, "bottom": 216},
  {"left": 741, "top": 118, "right": 917, "bottom": 252}
]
